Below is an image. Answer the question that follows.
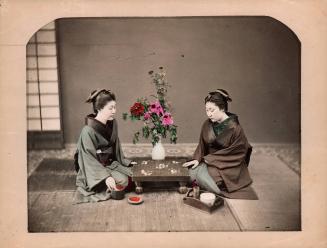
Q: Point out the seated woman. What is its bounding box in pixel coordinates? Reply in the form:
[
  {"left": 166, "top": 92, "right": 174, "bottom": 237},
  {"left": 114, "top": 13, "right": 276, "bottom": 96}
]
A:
[
  {"left": 74, "top": 89, "right": 132, "bottom": 203},
  {"left": 183, "top": 89, "right": 256, "bottom": 199}
]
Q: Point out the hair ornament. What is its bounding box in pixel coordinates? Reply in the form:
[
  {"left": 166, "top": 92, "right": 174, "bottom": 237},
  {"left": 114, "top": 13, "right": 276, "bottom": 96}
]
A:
[
  {"left": 214, "top": 89, "right": 232, "bottom": 102},
  {"left": 85, "top": 89, "right": 111, "bottom": 103}
]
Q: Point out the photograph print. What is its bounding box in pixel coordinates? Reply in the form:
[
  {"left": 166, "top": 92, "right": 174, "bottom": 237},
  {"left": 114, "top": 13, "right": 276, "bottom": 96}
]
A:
[{"left": 27, "top": 16, "right": 300, "bottom": 232}]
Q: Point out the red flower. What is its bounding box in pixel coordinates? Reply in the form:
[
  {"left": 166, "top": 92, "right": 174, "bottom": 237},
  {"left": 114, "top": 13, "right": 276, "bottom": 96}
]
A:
[{"left": 130, "top": 102, "right": 145, "bottom": 117}]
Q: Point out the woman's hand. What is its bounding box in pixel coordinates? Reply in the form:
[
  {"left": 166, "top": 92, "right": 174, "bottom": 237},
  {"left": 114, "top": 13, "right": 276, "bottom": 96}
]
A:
[
  {"left": 105, "top": 176, "right": 117, "bottom": 191},
  {"left": 182, "top": 160, "right": 199, "bottom": 169}
]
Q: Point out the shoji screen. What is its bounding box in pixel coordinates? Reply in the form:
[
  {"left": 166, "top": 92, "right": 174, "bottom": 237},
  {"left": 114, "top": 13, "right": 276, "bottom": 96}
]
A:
[{"left": 27, "top": 21, "right": 63, "bottom": 149}]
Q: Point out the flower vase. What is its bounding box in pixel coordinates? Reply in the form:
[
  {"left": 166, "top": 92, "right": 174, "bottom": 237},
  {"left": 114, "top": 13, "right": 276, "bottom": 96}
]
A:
[{"left": 151, "top": 138, "right": 165, "bottom": 160}]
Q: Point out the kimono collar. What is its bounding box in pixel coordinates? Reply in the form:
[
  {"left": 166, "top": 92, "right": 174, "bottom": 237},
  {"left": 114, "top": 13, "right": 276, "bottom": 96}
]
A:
[
  {"left": 208, "top": 112, "right": 239, "bottom": 138},
  {"left": 85, "top": 114, "right": 117, "bottom": 145},
  {"left": 209, "top": 112, "right": 239, "bottom": 126}
]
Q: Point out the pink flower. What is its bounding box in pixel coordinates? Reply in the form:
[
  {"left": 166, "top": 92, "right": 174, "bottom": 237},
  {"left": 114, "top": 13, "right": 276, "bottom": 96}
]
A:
[
  {"left": 149, "top": 101, "right": 164, "bottom": 116},
  {"left": 144, "top": 112, "right": 151, "bottom": 120},
  {"left": 162, "top": 112, "right": 173, "bottom": 126}
]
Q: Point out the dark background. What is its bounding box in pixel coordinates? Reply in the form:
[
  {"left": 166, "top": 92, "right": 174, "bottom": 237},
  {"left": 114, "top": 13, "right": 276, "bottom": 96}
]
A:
[{"left": 57, "top": 17, "right": 300, "bottom": 144}]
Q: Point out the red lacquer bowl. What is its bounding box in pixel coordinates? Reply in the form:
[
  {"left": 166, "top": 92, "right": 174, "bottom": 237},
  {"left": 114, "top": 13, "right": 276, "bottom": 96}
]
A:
[
  {"left": 116, "top": 184, "right": 125, "bottom": 191},
  {"left": 128, "top": 196, "right": 143, "bottom": 205}
]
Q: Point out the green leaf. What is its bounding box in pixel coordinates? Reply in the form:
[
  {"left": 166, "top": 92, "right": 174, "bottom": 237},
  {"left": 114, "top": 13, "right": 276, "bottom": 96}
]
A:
[
  {"left": 142, "top": 126, "right": 150, "bottom": 139},
  {"left": 130, "top": 115, "right": 141, "bottom": 121},
  {"left": 152, "top": 135, "right": 160, "bottom": 146},
  {"left": 168, "top": 127, "right": 177, "bottom": 144},
  {"left": 133, "top": 131, "right": 140, "bottom": 144}
]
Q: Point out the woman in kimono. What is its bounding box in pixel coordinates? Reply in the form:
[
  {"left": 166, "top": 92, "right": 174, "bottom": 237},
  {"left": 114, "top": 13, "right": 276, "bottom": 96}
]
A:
[
  {"left": 74, "top": 89, "right": 132, "bottom": 203},
  {"left": 183, "top": 89, "right": 255, "bottom": 199}
]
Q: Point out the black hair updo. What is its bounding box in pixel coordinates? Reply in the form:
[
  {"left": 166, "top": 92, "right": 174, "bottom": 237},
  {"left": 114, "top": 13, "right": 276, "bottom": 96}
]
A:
[
  {"left": 204, "top": 89, "right": 232, "bottom": 111},
  {"left": 86, "top": 89, "right": 116, "bottom": 113}
]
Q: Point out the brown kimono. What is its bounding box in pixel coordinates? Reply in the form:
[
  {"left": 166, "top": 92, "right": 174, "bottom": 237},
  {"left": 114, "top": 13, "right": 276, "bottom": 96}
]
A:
[{"left": 193, "top": 114, "right": 256, "bottom": 199}]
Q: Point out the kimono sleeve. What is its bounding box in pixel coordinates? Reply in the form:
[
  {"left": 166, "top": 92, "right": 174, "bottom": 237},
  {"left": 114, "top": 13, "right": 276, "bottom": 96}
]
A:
[
  {"left": 192, "top": 123, "right": 207, "bottom": 162},
  {"left": 115, "top": 137, "right": 131, "bottom": 166},
  {"left": 203, "top": 126, "right": 248, "bottom": 169},
  {"left": 77, "top": 127, "right": 111, "bottom": 189}
]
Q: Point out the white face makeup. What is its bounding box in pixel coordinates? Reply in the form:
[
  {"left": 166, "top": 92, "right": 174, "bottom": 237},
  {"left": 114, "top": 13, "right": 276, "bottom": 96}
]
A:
[
  {"left": 205, "top": 101, "right": 225, "bottom": 123},
  {"left": 98, "top": 100, "right": 116, "bottom": 121}
]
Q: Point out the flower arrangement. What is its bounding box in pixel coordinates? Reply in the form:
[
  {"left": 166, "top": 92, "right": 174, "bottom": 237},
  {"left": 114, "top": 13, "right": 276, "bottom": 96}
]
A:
[{"left": 123, "top": 67, "right": 177, "bottom": 145}]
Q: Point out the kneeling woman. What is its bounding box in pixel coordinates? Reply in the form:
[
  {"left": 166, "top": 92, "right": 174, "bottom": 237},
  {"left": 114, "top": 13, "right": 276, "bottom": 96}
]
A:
[
  {"left": 183, "top": 89, "right": 255, "bottom": 199},
  {"left": 75, "top": 89, "right": 132, "bottom": 202}
]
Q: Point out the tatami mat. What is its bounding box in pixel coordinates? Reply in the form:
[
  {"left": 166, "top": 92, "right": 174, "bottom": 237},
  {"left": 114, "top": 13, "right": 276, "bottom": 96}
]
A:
[
  {"left": 226, "top": 155, "right": 300, "bottom": 231},
  {"left": 27, "top": 150, "right": 300, "bottom": 232}
]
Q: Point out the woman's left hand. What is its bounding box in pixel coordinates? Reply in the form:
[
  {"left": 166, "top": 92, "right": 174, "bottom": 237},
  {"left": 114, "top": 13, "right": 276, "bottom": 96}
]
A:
[{"left": 182, "top": 160, "right": 199, "bottom": 169}]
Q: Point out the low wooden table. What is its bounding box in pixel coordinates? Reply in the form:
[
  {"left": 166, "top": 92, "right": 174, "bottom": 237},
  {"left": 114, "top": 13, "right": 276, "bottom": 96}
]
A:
[{"left": 131, "top": 158, "right": 190, "bottom": 194}]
